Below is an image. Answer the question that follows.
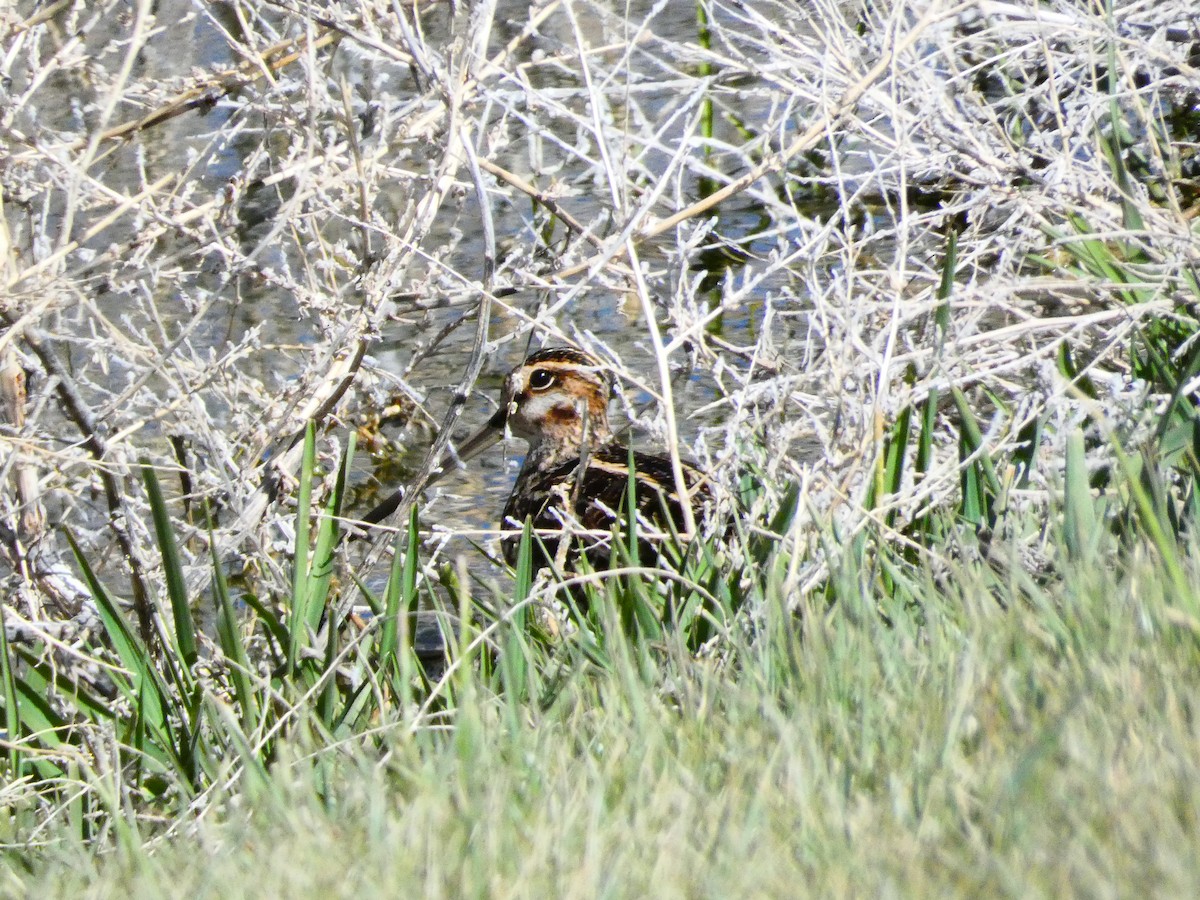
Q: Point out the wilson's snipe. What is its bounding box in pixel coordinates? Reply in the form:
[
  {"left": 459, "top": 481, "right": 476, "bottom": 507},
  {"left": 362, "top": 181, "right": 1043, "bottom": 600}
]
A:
[{"left": 456, "top": 347, "right": 712, "bottom": 572}]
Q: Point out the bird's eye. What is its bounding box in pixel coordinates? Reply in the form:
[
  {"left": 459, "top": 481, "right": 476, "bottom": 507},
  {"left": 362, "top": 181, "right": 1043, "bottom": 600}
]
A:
[{"left": 528, "top": 369, "right": 556, "bottom": 391}]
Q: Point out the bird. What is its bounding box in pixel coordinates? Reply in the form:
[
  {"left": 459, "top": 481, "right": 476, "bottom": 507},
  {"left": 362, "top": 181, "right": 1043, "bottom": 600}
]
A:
[{"left": 454, "top": 346, "right": 713, "bottom": 574}]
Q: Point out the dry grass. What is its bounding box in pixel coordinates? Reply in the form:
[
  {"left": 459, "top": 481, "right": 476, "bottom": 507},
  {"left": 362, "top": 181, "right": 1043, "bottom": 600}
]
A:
[
  {"left": 0, "top": 0, "right": 1194, "bottom": 596},
  {"left": 1, "top": 0, "right": 1199, "bottom": 892}
]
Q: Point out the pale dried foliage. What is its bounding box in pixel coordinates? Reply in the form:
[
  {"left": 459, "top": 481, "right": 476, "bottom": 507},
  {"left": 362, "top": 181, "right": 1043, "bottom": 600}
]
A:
[{"left": 0, "top": 0, "right": 1196, "bottom": 625}]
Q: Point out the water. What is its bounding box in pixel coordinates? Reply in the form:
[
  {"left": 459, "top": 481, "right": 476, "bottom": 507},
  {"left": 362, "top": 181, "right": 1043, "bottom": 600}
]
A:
[{"left": 4, "top": 0, "right": 824, "bottom": 580}]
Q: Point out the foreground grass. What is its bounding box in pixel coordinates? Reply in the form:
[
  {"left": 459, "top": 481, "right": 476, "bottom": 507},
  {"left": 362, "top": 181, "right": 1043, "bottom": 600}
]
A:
[
  {"left": 3, "top": 1, "right": 1198, "bottom": 894},
  {"left": 10, "top": 541, "right": 1200, "bottom": 898}
]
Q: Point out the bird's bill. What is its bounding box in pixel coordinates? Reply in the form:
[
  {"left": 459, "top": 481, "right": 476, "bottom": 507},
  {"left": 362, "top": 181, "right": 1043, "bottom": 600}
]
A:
[{"left": 454, "top": 407, "right": 507, "bottom": 463}]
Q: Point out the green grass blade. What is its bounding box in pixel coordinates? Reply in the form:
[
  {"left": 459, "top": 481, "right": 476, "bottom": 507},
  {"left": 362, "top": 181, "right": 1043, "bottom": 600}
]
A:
[
  {"left": 288, "top": 423, "right": 317, "bottom": 671},
  {"left": 748, "top": 480, "right": 801, "bottom": 567},
  {"left": 65, "top": 531, "right": 167, "bottom": 725},
  {"left": 915, "top": 388, "right": 937, "bottom": 477},
  {"left": 936, "top": 225, "right": 956, "bottom": 339},
  {"left": 951, "top": 387, "right": 1002, "bottom": 526},
  {"left": 318, "top": 609, "right": 339, "bottom": 729},
  {"left": 205, "top": 696, "right": 270, "bottom": 791},
  {"left": 1056, "top": 344, "right": 1098, "bottom": 399},
  {"left": 1100, "top": 24, "right": 1145, "bottom": 234},
  {"left": 950, "top": 388, "right": 1001, "bottom": 496},
  {"left": 868, "top": 401, "right": 911, "bottom": 524},
  {"left": 17, "top": 645, "right": 124, "bottom": 728},
  {"left": 65, "top": 531, "right": 183, "bottom": 761},
  {"left": 377, "top": 511, "right": 412, "bottom": 670},
  {"left": 0, "top": 605, "right": 24, "bottom": 777},
  {"left": 615, "top": 448, "right": 661, "bottom": 641},
  {"left": 304, "top": 431, "right": 356, "bottom": 640},
  {"left": 958, "top": 430, "right": 984, "bottom": 526},
  {"left": 65, "top": 530, "right": 184, "bottom": 776},
  {"left": 9, "top": 667, "right": 68, "bottom": 780},
  {"left": 207, "top": 505, "right": 258, "bottom": 728},
  {"left": 239, "top": 590, "right": 288, "bottom": 653},
  {"left": 1110, "top": 442, "right": 1190, "bottom": 605},
  {"left": 398, "top": 504, "right": 421, "bottom": 692},
  {"left": 1012, "top": 416, "right": 1043, "bottom": 490},
  {"left": 513, "top": 518, "right": 534, "bottom": 607},
  {"left": 625, "top": 445, "right": 641, "bottom": 565},
  {"left": 371, "top": 506, "right": 419, "bottom": 708},
  {"left": 1063, "top": 430, "right": 1095, "bottom": 562},
  {"left": 141, "top": 460, "right": 197, "bottom": 671},
  {"left": 401, "top": 504, "right": 420, "bottom": 619}
]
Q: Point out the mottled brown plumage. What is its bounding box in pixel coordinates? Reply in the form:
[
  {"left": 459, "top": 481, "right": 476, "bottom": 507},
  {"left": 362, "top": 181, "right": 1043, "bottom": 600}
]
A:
[{"left": 456, "top": 347, "right": 711, "bottom": 573}]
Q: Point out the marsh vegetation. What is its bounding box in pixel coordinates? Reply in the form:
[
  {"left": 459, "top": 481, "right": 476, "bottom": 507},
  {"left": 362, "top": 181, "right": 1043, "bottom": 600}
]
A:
[{"left": 2, "top": 0, "right": 1199, "bottom": 893}]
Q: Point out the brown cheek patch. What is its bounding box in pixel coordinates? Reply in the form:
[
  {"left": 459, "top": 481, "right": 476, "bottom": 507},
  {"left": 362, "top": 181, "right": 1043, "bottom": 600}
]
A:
[{"left": 545, "top": 404, "right": 578, "bottom": 425}]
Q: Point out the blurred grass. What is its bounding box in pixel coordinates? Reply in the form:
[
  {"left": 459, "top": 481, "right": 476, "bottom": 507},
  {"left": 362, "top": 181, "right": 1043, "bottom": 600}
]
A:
[
  {"left": 11, "top": 522, "right": 1200, "bottom": 897},
  {"left": 9, "top": 370, "right": 1200, "bottom": 895},
  {"left": 10, "top": 190, "right": 1200, "bottom": 900},
  {"left": 4, "top": 1, "right": 1200, "bottom": 894},
  {"left": 9, "top": 411, "right": 1200, "bottom": 894}
]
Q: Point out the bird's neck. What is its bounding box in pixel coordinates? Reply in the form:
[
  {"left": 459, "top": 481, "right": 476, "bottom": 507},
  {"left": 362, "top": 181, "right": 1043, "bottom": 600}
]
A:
[{"left": 524, "top": 419, "right": 615, "bottom": 472}]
